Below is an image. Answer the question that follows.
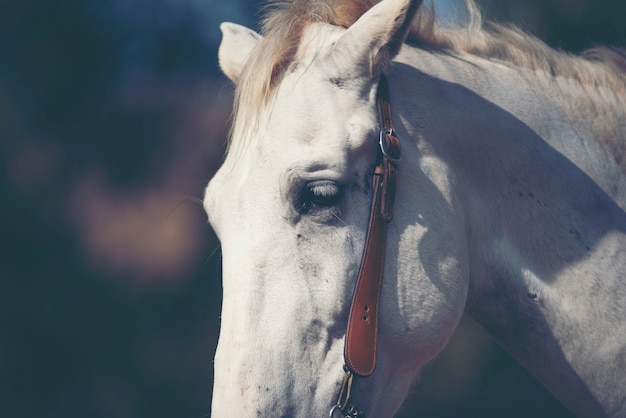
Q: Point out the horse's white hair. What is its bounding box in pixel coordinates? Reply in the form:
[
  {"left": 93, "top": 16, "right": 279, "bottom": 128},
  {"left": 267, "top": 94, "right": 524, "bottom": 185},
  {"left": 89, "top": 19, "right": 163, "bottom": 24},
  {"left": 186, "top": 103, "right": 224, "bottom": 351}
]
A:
[
  {"left": 228, "top": 0, "right": 626, "bottom": 167},
  {"left": 210, "top": 2, "right": 626, "bottom": 415},
  {"left": 232, "top": 0, "right": 626, "bottom": 113}
]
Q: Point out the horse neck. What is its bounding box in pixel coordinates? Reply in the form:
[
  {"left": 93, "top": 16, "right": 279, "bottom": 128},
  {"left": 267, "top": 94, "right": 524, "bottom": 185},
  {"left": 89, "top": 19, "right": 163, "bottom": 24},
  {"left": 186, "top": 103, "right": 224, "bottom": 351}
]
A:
[{"left": 393, "top": 48, "right": 626, "bottom": 417}]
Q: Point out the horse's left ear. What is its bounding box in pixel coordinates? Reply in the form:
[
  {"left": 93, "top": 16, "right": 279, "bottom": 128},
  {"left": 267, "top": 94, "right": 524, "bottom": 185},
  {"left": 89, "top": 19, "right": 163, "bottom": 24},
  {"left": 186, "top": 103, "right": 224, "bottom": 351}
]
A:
[
  {"left": 332, "top": 0, "right": 423, "bottom": 76},
  {"left": 218, "top": 22, "right": 263, "bottom": 84}
]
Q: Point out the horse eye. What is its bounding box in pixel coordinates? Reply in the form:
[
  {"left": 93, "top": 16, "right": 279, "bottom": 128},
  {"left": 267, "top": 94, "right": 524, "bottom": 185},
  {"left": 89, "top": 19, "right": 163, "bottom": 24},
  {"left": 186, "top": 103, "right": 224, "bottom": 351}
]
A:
[{"left": 299, "top": 181, "right": 343, "bottom": 212}]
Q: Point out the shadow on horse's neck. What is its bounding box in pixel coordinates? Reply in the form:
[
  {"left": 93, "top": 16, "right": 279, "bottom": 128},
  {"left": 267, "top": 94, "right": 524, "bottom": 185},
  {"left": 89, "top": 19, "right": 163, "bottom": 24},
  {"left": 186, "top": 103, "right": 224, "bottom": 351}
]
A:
[{"left": 391, "top": 62, "right": 626, "bottom": 416}]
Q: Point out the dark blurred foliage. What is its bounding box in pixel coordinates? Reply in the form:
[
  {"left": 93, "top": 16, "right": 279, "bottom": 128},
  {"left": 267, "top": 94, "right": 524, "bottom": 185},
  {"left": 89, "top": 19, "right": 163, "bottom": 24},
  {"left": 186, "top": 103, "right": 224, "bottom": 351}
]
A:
[{"left": 0, "top": 0, "right": 623, "bottom": 417}]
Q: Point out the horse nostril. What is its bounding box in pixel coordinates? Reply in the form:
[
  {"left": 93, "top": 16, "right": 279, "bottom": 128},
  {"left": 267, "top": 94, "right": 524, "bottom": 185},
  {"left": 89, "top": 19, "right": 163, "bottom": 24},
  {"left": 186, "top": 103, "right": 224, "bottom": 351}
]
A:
[
  {"left": 362, "top": 315, "right": 368, "bottom": 321},
  {"left": 364, "top": 306, "right": 369, "bottom": 311}
]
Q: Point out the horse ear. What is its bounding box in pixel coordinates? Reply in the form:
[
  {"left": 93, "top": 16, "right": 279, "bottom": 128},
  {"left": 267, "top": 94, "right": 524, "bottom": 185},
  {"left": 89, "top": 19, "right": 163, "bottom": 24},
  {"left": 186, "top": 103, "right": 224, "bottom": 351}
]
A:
[
  {"left": 332, "top": 0, "right": 423, "bottom": 76},
  {"left": 218, "top": 22, "right": 263, "bottom": 84}
]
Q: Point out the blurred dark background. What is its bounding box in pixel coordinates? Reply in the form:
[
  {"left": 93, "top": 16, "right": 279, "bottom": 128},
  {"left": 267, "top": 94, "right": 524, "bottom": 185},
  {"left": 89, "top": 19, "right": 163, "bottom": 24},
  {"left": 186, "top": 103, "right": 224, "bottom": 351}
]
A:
[{"left": 1, "top": 1, "right": 624, "bottom": 417}]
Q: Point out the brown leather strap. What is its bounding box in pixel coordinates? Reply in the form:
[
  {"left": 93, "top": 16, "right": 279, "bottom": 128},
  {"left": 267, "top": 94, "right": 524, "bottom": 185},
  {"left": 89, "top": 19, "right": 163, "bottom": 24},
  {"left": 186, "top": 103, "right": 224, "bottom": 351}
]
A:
[
  {"left": 377, "top": 73, "right": 393, "bottom": 133},
  {"left": 344, "top": 74, "right": 400, "bottom": 377}
]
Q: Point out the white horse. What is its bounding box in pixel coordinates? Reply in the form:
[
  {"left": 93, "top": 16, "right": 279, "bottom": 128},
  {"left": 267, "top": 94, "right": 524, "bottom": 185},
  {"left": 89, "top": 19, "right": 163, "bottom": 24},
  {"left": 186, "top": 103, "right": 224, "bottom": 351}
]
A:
[{"left": 204, "top": 0, "right": 626, "bottom": 416}]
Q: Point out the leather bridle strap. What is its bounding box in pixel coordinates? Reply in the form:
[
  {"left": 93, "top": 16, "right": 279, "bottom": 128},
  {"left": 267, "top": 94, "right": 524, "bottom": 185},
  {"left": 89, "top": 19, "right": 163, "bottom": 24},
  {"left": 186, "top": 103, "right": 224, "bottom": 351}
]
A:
[
  {"left": 344, "top": 73, "right": 400, "bottom": 378},
  {"left": 331, "top": 75, "right": 400, "bottom": 417}
]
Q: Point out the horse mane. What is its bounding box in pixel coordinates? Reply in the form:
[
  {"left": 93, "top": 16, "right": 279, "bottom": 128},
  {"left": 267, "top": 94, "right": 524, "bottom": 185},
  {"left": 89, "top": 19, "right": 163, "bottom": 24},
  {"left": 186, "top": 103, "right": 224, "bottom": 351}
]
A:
[
  {"left": 413, "top": 2, "right": 626, "bottom": 92},
  {"left": 231, "top": 0, "right": 626, "bottom": 150}
]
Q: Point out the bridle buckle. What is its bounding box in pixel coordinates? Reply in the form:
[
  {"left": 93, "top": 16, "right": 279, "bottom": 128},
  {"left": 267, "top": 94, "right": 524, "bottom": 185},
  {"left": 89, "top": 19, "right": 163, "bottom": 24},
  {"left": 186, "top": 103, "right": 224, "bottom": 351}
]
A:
[{"left": 379, "top": 127, "right": 401, "bottom": 165}]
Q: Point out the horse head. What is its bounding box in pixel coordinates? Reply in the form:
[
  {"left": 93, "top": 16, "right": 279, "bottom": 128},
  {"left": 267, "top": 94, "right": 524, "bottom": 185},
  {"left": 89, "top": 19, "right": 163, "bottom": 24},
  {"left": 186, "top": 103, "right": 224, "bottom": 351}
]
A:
[{"left": 205, "top": 0, "right": 469, "bottom": 416}]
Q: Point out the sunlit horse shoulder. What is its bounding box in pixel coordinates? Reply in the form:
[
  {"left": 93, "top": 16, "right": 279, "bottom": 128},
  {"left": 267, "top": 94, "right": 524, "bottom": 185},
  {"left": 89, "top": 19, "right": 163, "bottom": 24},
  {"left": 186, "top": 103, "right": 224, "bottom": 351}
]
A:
[{"left": 204, "top": 0, "right": 626, "bottom": 416}]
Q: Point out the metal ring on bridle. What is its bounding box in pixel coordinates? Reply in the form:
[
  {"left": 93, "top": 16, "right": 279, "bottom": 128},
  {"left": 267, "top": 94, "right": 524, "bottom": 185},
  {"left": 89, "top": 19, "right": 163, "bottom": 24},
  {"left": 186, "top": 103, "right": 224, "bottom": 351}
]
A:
[
  {"left": 379, "top": 128, "right": 401, "bottom": 164},
  {"left": 329, "top": 405, "right": 342, "bottom": 418},
  {"left": 329, "top": 404, "right": 363, "bottom": 418}
]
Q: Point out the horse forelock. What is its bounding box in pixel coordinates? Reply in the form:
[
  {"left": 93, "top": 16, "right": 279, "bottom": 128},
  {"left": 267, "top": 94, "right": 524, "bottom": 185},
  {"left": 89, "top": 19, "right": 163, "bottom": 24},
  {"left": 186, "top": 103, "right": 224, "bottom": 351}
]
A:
[
  {"left": 229, "top": 0, "right": 626, "bottom": 160},
  {"left": 228, "top": 0, "right": 372, "bottom": 156}
]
